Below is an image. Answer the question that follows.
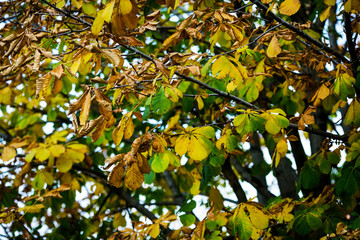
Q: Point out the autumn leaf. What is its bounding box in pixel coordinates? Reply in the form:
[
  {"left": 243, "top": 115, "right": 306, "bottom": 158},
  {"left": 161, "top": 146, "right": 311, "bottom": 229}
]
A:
[
  {"left": 279, "top": 0, "right": 301, "bottom": 16},
  {"left": 119, "top": 0, "right": 132, "bottom": 15},
  {"left": 108, "top": 161, "right": 125, "bottom": 188},
  {"left": 124, "top": 163, "right": 144, "bottom": 190},
  {"left": 267, "top": 35, "right": 281, "bottom": 58},
  {"left": 1, "top": 146, "right": 16, "bottom": 162},
  {"left": 19, "top": 204, "right": 45, "bottom": 214}
]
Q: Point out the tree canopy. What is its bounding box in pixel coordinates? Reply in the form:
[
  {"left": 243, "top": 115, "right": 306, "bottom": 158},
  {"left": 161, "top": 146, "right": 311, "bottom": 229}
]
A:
[{"left": 0, "top": 0, "right": 360, "bottom": 239}]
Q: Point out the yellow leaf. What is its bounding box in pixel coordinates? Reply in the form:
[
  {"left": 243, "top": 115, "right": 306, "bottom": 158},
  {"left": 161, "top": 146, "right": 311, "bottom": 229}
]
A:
[
  {"left": 102, "top": 0, "right": 115, "bottom": 23},
  {"left": 56, "top": 153, "right": 73, "bottom": 173},
  {"left": 187, "top": 135, "right": 212, "bottom": 161},
  {"left": 70, "top": 56, "right": 82, "bottom": 74},
  {"left": 112, "top": 115, "right": 126, "bottom": 145},
  {"left": 19, "top": 204, "right": 45, "bottom": 214},
  {"left": 344, "top": 0, "right": 352, "bottom": 12},
  {"left": 91, "top": 9, "right": 105, "bottom": 35},
  {"left": 265, "top": 115, "right": 281, "bottom": 135},
  {"left": 324, "top": 0, "right": 335, "bottom": 6},
  {"left": 276, "top": 139, "right": 288, "bottom": 157},
  {"left": 279, "top": 0, "right": 301, "bottom": 16},
  {"left": 148, "top": 223, "right": 160, "bottom": 238},
  {"left": 196, "top": 96, "right": 204, "bottom": 110},
  {"left": 212, "top": 56, "right": 232, "bottom": 78},
  {"left": 66, "top": 149, "right": 85, "bottom": 162},
  {"left": 36, "top": 148, "right": 51, "bottom": 162},
  {"left": 67, "top": 143, "right": 88, "bottom": 153},
  {"left": 119, "top": 0, "right": 133, "bottom": 15},
  {"left": 48, "top": 144, "right": 65, "bottom": 157},
  {"left": 124, "top": 163, "right": 144, "bottom": 190},
  {"left": 320, "top": 6, "right": 331, "bottom": 22},
  {"left": 247, "top": 204, "right": 269, "bottom": 229},
  {"left": 267, "top": 35, "right": 281, "bottom": 58},
  {"left": 124, "top": 117, "right": 134, "bottom": 140},
  {"left": 190, "top": 179, "right": 200, "bottom": 195},
  {"left": 1, "top": 146, "right": 16, "bottom": 162},
  {"left": 56, "top": 0, "right": 65, "bottom": 8},
  {"left": 175, "top": 135, "right": 189, "bottom": 156}
]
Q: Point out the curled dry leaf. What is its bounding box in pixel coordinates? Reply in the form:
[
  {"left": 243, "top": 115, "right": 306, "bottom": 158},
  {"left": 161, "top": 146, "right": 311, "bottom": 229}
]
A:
[
  {"left": 68, "top": 89, "right": 91, "bottom": 115},
  {"left": 78, "top": 115, "right": 105, "bottom": 137},
  {"left": 108, "top": 161, "right": 126, "bottom": 188},
  {"left": 104, "top": 153, "right": 125, "bottom": 170}
]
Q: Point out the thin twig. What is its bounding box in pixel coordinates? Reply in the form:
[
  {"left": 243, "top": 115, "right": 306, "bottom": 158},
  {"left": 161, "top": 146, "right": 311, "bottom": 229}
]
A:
[
  {"left": 252, "top": 0, "right": 349, "bottom": 63},
  {"left": 38, "top": 0, "right": 91, "bottom": 26}
]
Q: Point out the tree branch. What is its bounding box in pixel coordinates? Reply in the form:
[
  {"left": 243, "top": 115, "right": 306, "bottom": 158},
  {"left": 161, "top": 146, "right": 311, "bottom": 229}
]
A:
[
  {"left": 230, "top": 157, "right": 275, "bottom": 202},
  {"left": 119, "top": 44, "right": 348, "bottom": 142},
  {"left": 221, "top": 157, "right": 247, "bottom": 203},
  {"left": 38, "top": 0, "right": 91, "bottom": 26},
  {"left": 252, "top": 0, "right": 349, "bottom": 63},
  {"left": 344, "top": 12, "right": 359, "bottom": 94}
]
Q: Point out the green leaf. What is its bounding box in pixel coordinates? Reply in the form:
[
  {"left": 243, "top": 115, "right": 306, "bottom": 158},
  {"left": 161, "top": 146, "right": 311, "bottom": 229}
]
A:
[
  {"left": 178, "top": 200, "right": 196, "bottom": 213},
  {"left": 335, "top": 164, "right": 358, "bottom": 197},
  {"left": 231, "top": 209, "right": 253, "bottom": 240},
  {"left": 151, "top": 153, "right": 170, "bottom": 173},
  {"left": 180, "top": 214, "right": 196, "bottom": 226},
  {"left": 299, "top": 163, "right": 319, "bottom": 189},
  {"left": 151, "top": 86, "right": 172, "bottom": 114},
  {"left": 333, "top": 73, "right": 356, "bottom": 100},
  {"left": 210, "top": 155, "right": 225, "bottom": 167}
]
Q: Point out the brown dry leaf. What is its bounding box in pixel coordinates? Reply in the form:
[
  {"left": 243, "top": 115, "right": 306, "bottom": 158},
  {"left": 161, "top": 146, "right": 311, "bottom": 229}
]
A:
[
  {"left": 52, "top": 78, "right": 63, "bottom": 96},
  {"left": 9, "top": 137, "right": 29, "bottom": 148},
  {"left": 78, "top": 115, "right": 104, "bottom": 137},
  {"left": 104, "top": 153, "right": 125, "bottom": 170},
  {"left": 101, "top": 49, "right": 124, "bottom": 68},
  {"left": 298, "top": 106, "right": 317, "bottom": 130},
  {"left": 194, "top": 219, "right": 206, "bottom": 238},
  {"left": 91, "top": 117, "right": 106, "bottom": 142},
  {"left": 51, "top": 65, "right": 64, "bottom": 79},
  {"left": 68, "top": 89, "right": 90, "bottom": 115},
  {"left": 98, "top": 99, "right": 113, "bottom": 120},
  {"left": 108, "top": 161, "right": 126, "bottom": 188},
  {"left": 154, "top": 60, "right": 170, "bottom": 78},
  {"left": 124, "top": 163, "right": 144, "bottom": 190},
  {"left": 42, "top": 184, "right": 71, "bottom": 198},
  {"left": 136, "top": 153, "right": 150, "bottom": 174},
  {"left": 162, "top": 31, "right": 182, "bottom": 50},
  {"left": 79, "top": 91, "right": 92, "bottom": 126}
]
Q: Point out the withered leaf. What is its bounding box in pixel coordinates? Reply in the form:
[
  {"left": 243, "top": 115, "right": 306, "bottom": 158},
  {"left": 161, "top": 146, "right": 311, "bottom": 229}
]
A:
[
  {"left": 52, "top": 78, "right": 63, "bottom": 96},
  {"left": 124, "top": 163, "right": 144, "bottom": 190},
  {"left": 91, "top": 117, "right": 106, "bottom": 142},
  {"left": 78, "top": 115, "right": 104, "bottom": 137},
  {"left": 79, "top": 90, "right": 92, "bottom": 126},
  {"left": 68, "top": 89, "right": 91, "bottom": 115},
  {"left": 108, "top": 161, "right": 125, "bottom": 188},
  {"left": 104, "top": 153, "right": 125, "bottom": 170},
  {"left": 136, "top": 153, "right": 150, "bottom": 174}
]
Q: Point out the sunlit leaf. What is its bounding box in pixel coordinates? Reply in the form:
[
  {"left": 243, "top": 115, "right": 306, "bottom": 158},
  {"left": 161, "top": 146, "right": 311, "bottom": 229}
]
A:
[{"left": 279, "top": 0, "right": 301, "bottom": 16}]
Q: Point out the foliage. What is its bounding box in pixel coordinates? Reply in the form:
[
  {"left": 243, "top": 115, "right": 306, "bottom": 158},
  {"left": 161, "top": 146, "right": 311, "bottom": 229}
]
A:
[{"left": 0, "top": 0, "right": 360, "bottom": 239}]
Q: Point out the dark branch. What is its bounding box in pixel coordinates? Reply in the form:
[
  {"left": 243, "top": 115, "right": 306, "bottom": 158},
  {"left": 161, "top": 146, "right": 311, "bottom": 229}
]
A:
[
  {"left": 252, "top": 0, "right": 349, "bottom": 63},
  {"left": 221, "top": 158, "right": 247, "bottom": 203},
  {"left": 38, "top": 0, "right": 91, "bottom": 26}
]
